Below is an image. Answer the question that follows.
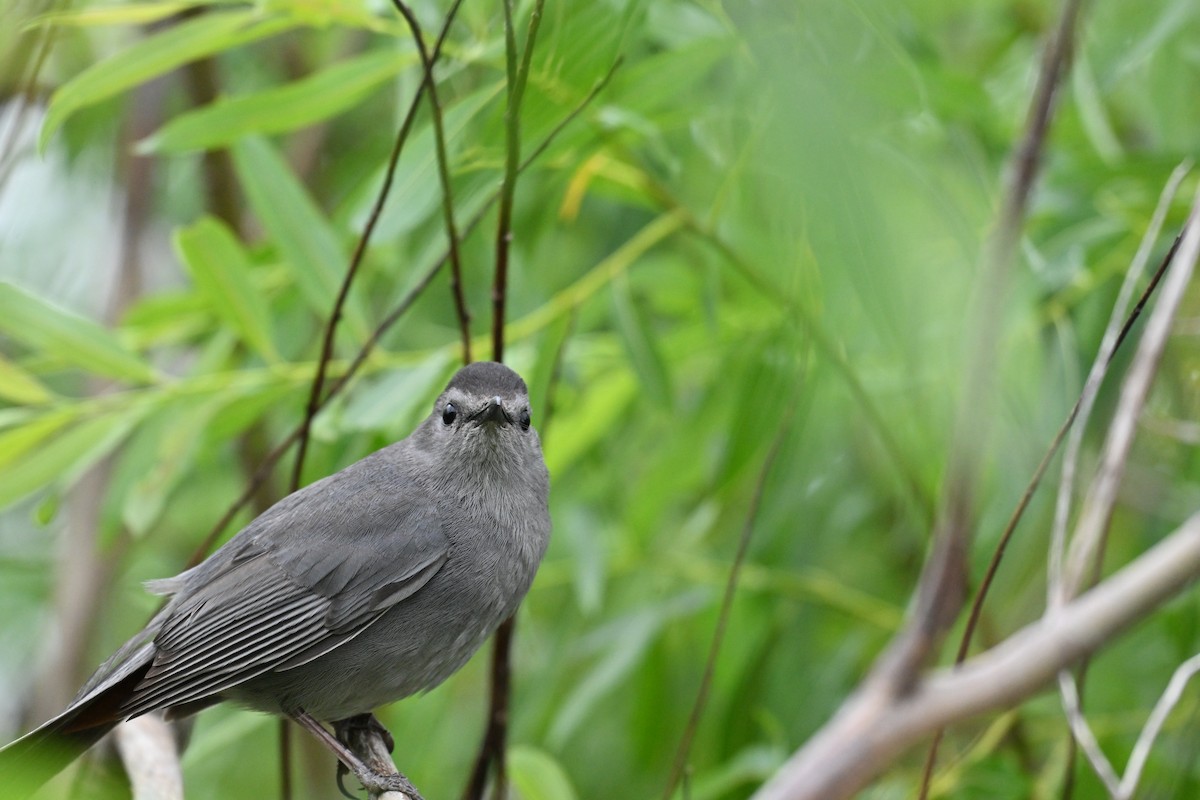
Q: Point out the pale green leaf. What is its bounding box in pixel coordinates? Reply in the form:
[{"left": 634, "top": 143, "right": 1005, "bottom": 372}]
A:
[
  {"left": 27, "top": 2, "right": 204, "bottom": 29},
  {"left": 508, "top": 746, "right": 579, "bottom": 800},
  {"left": 0, "top": 405, "right": 150, "bottom": 510},
  {"left": 0, "top": 354, "right": 55, "bottom": 405},
  {"left": 0, "top": 283, "right": 158, "bottom": 384},
  {"left": 0, "top": 409, "right": 78, "bottom": 472},
  {"left": 40, "top": 10, "right": 295, "bottom": 150},
  {"left": 122, "top": 396, "right": 222, "bottom": 537},
  {"left": 231, "top": 136, "right": 372, "bottom": 343},
  {"left": 542, "top": 367, "right": 636, "bottom": 476},
  {"left": 141, "top": 48, "right": 413, "bottom": 154},
  {"left": 175, "top": 216, "right": 280, "bottom": 362}
]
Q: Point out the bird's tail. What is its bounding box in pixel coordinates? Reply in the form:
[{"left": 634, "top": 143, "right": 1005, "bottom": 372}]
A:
[
  {"left": 0, "top": 712, "right": 116, "bottom": 799},
  {"left": 0, "top": 623, "right": 162, "bottom": 798}
]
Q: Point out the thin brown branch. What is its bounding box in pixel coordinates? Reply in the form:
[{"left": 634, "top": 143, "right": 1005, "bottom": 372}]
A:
[
  {"left": 663, "top": 399, "right": 796, "bottom": 799},
  {"left": 461, "top": 5, "right": 550, "bottom": 797},
  {"left": 491, "top": 0, "right": 545, "bottom": 363},
  {"left": 289, "top": 0, "right": 464, "bottom": 493},
  {"left": 390, "top": 0, "right": 472, "bottom": 364},
  {"left": 895, "top": 0, "right": 1083, "bottom": 696},
  {"left": 462, "top": 620, "right": 514, "bottom": 800}
]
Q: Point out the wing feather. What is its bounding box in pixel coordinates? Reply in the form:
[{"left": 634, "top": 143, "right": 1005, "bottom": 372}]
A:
[{"left": 113, "top": 455, "right": 449, "bottom": 719}]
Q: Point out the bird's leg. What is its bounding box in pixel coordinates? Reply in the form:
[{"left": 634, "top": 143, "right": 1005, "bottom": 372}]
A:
[{"left": 289, "top": 710, "right": 421, "bottom": 800}]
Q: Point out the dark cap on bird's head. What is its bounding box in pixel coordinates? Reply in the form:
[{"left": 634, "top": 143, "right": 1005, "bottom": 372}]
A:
[{"left": 445, "top": 361, "right": 528, "bottom": 398}]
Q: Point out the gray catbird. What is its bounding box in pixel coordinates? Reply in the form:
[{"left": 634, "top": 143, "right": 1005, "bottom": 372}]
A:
[{"left": 0, "top": 361, "right": 551, "bottom": 797}]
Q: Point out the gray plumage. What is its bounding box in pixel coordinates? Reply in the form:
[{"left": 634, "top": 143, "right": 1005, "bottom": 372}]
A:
[{"left": 0, "top": 361, "right": 550, "bottom": 794}]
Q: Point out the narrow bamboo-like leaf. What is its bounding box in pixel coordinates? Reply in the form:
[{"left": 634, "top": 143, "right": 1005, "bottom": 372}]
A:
[
  {"left": 0, "top": 354, "right": 55, "bottom": 405},
  {"left": 528, "top": 313, "right": 573, "bottom": 432},
  {"left": 27, "top": 2, "right": 199, "bottom": 29},
  {"left": 141, "top": 49, "right": 412, "bottom": 154},
  {"left": 121, "top": 396, "right": 221, "bottom": 536},
  {"left": 508, "top": 746, "right": 579, "bottom": 800},
  {"left": 231, "top": 136, "right": 372, "bottom": 342},
  {"left": 335, "top": 352, "right": 453, "bottom": 436},
  {"left": 175, "top": 216, "right": 280, "bottom": 361},
  {"left": 543, "top": 368, "right": 636, "bottom": 476},
  {"left": 0, "top": 406, "right": 148, "bottom": 510},
  {"left": 0, "top": 409, "right": 77, "bottom": 472},
  {"left": 40, "top": 10, "right": 295, "bottom": 150},
  {"left": 0, "top": 283, "right": 158, "bottom": 384},
  {"left": 611, "top": 273, "right": 672, "bottom": 406}
]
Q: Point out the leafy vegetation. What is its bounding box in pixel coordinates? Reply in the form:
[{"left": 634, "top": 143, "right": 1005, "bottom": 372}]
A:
[{"left": 2, "top": 0, "right": 1200, "bottom": 798}]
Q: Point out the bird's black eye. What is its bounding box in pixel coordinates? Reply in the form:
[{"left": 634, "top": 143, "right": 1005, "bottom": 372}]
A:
[
  {"left": 519, "top": 409, "right": 531, "bottom": 431},
  {"left": 442, "top": 403, "right": 458, "bottom": 425}
]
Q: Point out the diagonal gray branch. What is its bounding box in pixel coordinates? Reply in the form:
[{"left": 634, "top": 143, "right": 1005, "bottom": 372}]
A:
[{"left": 753, "top": 509, "right": 1200, "bottom": 800}]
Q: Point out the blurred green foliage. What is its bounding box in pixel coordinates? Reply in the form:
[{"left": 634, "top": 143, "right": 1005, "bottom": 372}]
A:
[{"left": 2, "top": 0, "right": 1200, "bottom": 798}]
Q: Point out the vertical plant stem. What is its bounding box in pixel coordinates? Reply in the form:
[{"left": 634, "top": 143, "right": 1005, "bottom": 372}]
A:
[
  {"left": 491, "top": 0, "right": 545, "bottom": 362},
  {"left": 391, "top": 0, "right": 472, "bottom": 363}
]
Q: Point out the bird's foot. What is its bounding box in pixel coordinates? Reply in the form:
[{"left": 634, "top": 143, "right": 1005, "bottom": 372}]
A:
[
  {"left": 334, "top": 713, "right": 395, "bottom": 754},
  {"left": 290, "top": 710, "right": 420, "bottom": 799}
]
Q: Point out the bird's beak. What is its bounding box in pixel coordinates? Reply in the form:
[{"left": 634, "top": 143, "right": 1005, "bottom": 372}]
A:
[{"left": 476, "top": 396, "right": 510, "bottom": 426}]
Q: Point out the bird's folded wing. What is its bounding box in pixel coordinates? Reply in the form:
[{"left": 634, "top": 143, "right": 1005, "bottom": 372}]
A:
[{"left": 116, "top": 469, "right": 448, "bottom": 719}]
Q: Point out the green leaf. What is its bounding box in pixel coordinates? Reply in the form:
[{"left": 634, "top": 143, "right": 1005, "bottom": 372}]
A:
[
  {"left": 121, "top": 396, "right": 222, "bottom": 537},
  {"left": 27, "top": 2, "right": 204, "bottom": 29},
  {"left": 611, "top": 272, "right": 671, "bottom": 406},
  {"left": 40, "top": 10, "right": 295, "bottom": 150},
  {"left": 508, "top": 746, "right": 579, "bottom": 800},
  {"left": 175, "top": 216, "right": 281, "bottom": 362},
  {"left": 0, "top": 354, "right": 55, "bottom": 405},
  {"left": 231, "top": 136, "right": 372, "bottom": 343},
  {"left": 141, "top": 48, "right": 413, "bottom": 154},
  {"left": 542, "top": 367, "right": 636, "bottom": 476},
  {"left": 0, "top": 409, "right": 78, "bottom": 472},
  {"left": 0, "top": 283, "right": 158, "bottom": 384},
  {"left": 0, "top": 405, "right": 150, "bottom": 511},
  {"left": 334, "top": 352, "right": 454, "bottom": 437}
]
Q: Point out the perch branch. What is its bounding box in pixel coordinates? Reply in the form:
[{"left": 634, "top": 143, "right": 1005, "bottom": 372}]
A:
[{"left": 753, "top": 509, "right": 1200, "bottom": 800}]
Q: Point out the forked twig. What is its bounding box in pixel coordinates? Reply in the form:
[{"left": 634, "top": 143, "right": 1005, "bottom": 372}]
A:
[
  {"left": 290, "top": 0, "right": 464, "bottom": 493},
  {"left": 918, "top": 161, "right": 1191, "bottom": 794},
  {"left": 1052, "top": 183, "right": 1200, "bottom": 799}
]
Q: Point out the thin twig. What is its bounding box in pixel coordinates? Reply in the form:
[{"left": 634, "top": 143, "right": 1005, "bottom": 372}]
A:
[
  {"left": 1054, "top": 182, "right": 1200, "bottom": 798},
  {"left": 391, "top": 0, "right": 472, "bottom": 363},
  {"left": 1120, "top": 652, "right": 1200, "bottom": 796},
  {"left": 1049, "top": 163, "right": 1191, "bottom": 607},
  {"left": 903, "top": 0, "right": 1084, "bottom": 791},
  {"left": 663, "top": 397, "right": 797, "bottom": 799},
  {"left": 290, "top": 0, "right": 464, "bottom": 492},
  {"left": 461, "top": 4, "right": 549, "bottom": 797}
]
